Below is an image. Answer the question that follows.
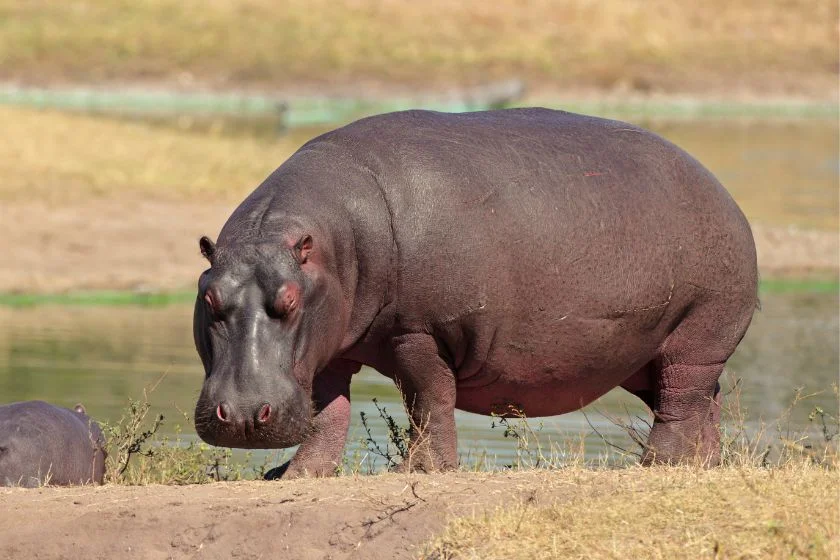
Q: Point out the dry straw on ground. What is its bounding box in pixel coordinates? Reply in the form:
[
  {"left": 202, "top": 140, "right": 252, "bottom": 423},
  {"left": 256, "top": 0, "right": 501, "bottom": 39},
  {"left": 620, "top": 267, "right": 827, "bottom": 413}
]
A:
[
  {"left": 1, "top": 0, "right": 836, "bottom": 95},
  {"left": 425, "top": 466, "right": 839, "bottom": 560}
]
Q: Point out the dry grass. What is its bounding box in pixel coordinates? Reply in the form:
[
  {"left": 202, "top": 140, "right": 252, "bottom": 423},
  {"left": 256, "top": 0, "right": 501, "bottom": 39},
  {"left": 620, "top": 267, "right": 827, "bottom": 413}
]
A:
[
  {"left": 426, "top": 382, "right": 840, "bottom": 559},
  {"left": 0, "top": 0, "right": 836, "bottom": 96},
  {"left": 425, "top": 466, "right": 839, "bottom": 559},
  {"left": 0, "top": 106, "right": 308, "bottom": 202}
]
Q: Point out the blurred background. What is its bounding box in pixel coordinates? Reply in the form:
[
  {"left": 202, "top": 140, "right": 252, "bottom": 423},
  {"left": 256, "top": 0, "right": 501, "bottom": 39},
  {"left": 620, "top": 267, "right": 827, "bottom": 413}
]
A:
[{"left": 0, "top": 0, "right": 837, "bottom": 468}]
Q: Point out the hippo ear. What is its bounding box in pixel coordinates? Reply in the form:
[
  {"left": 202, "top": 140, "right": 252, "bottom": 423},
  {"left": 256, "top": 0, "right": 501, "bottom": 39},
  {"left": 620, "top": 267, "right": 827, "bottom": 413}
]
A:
[
  {"left": 199, "top": 236, "right": 216, "bottom": 263},
  {"left": 74, "top": 404, "right": 87, "bottom": 415},
  {"left": 293, "top": 235, "right": 313, "bottom": 265}
]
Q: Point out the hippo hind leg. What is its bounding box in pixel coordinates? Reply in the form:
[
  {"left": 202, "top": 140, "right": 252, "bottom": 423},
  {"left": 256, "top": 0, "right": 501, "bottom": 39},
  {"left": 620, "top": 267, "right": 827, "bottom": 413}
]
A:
[
  {"left": 641, "top": 295, "right": 752, "bottom": 467},
  {"left": 643, "top": 362, "right": 723, "bottom": 466},
  {"left": 621, "top": 360, "right": 723, "bottom": 466}
]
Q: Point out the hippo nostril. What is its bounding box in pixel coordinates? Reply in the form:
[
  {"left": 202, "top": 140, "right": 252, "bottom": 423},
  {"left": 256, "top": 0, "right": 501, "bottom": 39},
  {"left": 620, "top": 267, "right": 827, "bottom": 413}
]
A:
[
  {"left": 216, "top": 402, "right": 231, "bottom": 423},
  {"left": 256, "top": 403, "right": 272, "bottom": 424}
]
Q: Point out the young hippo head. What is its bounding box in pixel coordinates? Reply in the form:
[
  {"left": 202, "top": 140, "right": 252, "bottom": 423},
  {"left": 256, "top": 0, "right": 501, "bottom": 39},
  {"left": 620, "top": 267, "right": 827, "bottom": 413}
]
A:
[{"left": 193, "top": 231, "right": 347, "bottom": 449}]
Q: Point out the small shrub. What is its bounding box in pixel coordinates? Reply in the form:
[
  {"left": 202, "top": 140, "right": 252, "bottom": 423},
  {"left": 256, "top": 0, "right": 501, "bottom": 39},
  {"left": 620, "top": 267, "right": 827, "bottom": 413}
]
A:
[
  {"left": 359, "top": 398, "right": 410, "bottom": 471},
  {"left": 102, "top": 387, "right": 268, "bottom": 485}
]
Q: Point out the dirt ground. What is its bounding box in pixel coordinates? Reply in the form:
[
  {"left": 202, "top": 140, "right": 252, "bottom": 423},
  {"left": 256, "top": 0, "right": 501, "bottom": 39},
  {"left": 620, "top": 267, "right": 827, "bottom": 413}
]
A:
[
  {"left": 2, "top": 467, "right": 836, "bottom": 559},
  {"left": 0, "top": 198, "right": 836, "bottom": 294},
  {"left": 0, "top": 471, "right": 578, "bottom": 559}
]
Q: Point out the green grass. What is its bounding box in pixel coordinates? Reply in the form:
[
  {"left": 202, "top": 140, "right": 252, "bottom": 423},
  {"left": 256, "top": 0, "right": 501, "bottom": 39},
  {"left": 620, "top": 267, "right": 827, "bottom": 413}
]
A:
[
  {"left": 0, "top": 0, "right": 836, "bottom": 96},
  {"left": 0, "top": 278, "right": 834, "bottom": 308},
  {"left": 760, "top": 278, "right": 840, "bottom": 295},
  {"left": 0, "top": 290, "right": 196, "bottom": 307}
]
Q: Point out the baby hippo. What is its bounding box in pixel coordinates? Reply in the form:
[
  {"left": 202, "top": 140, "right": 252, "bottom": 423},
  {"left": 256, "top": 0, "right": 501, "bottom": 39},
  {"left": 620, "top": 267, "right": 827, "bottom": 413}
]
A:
[{"left": 0, "top": 401, "right": 106, "bottom": 487}]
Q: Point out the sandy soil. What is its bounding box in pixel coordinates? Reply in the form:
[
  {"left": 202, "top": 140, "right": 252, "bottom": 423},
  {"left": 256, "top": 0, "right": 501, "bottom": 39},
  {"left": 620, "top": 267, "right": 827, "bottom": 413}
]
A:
[
  {"left": 0, "top": 471, "right": 584, "bottom": 559},
  {"left": 0, "top": 199, "right": 232, "bottom": 294},
  {"left": 0, "top": 198, "right": 836, "bottom": 294}
]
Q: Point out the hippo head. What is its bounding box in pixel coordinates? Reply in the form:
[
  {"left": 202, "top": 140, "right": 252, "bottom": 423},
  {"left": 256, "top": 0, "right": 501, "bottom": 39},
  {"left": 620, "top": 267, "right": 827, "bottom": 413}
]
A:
[{"left": 193, "top": 232, "right": 346, "bottom": 449}]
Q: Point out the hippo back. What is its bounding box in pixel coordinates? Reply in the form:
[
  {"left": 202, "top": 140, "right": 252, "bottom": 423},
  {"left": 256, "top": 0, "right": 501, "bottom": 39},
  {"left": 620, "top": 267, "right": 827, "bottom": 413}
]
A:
[{"left": 0, "top": 401, "right": 106, "bottom": 487}]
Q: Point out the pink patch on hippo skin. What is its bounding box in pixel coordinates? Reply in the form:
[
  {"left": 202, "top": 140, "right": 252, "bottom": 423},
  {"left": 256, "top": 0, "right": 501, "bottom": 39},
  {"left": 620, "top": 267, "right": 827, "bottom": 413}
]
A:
[
  {"left": 584, "top": 171, "right": 605, "bottom": 177},
  {"left": 204, "top": 289, "right": 221, "bottom": 316},
  {"left": 257, "top": 403, "right": 272, "bottom": 424},
  {"left": 274, "top": 281, "right": 301, "bottom": 318}
]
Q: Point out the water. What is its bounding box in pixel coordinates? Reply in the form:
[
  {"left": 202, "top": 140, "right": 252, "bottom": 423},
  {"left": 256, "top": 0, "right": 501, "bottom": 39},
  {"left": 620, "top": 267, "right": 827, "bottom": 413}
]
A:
[
  {"left": 0, "top": 290, "right": 836, "bottom": 470},
  {"left": 1, "top": 116, "right": 837, "bottom": 471}
]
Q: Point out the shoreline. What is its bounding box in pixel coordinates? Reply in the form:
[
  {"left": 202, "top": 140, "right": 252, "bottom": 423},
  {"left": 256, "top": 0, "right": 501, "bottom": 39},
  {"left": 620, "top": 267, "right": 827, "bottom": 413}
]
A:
[
  {"left": 1, "top": 84, "right": 836, "bottom": 127},
  {"left": 0, "top": 196, "right": 836, "bottom": 299},
  {"left": 0, "top": 276, "right": 837, "bottom": 308}
]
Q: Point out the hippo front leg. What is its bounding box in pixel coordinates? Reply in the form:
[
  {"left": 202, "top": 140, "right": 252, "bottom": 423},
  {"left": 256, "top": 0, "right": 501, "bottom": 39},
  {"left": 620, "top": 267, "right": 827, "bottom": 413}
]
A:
[
  {"left": 391, "top": 333, "right": 458, "bottom": 472},
  {"left": 265, "top": 363, "right": 358, "bottom": 479}
]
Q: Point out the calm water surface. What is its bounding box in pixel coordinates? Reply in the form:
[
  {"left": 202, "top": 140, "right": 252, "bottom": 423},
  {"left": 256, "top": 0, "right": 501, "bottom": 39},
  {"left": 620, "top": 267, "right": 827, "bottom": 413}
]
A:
[{"left": 0, "top": 291, "right": 836, "bottom": 469}]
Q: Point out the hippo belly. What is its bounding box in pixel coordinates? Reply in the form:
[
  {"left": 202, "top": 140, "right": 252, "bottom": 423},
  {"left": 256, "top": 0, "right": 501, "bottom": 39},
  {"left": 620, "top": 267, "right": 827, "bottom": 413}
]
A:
[{"left": 451, "top": 304, "right": 672, "bottom": 416}]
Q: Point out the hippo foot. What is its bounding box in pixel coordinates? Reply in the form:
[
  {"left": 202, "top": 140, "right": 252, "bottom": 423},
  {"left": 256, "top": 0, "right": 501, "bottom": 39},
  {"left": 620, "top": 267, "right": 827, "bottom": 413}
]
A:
[
  {"left": 641, "top": 420, "right": 722, "bottom": 467},
  {"left": 263, "top": 462, "right": 291, "bottom": 481}
]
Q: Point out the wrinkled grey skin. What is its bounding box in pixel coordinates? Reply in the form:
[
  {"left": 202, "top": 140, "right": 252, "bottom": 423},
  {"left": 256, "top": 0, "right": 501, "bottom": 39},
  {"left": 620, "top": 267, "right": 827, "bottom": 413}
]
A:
[
  {"left": 193, "top": 108, "right": 758, "bottom": 478},
  {"left": 0, "top": 401, "right": 106, "bottom": 487}
]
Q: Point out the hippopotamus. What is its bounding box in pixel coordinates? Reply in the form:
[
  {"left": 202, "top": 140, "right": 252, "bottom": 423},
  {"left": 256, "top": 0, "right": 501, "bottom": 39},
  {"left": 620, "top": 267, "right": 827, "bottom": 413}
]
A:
[
  {"left": 0, "top": 401, "right": 106, "bottom": 487},
  {"left": 193, "top": 108, "right": 757, "bottom": 477}
]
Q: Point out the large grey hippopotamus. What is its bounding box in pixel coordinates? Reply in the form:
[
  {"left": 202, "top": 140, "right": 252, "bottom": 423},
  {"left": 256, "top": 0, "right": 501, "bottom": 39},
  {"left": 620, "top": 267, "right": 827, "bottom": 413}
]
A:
[
  {"left": 193, "top": 108, "right": 757, "bottom": 477},
  {"left": 0, "top": 401, "right": 106, "bottom": 486}
]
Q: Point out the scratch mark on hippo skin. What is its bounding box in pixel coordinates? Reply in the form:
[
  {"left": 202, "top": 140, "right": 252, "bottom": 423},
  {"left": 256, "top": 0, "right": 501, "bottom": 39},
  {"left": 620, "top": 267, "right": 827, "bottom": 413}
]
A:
[
  {"left": 464, "top": 188, "right": 499, "bottom": 206},
  {"left": 438, "top": 301, "right": 487, "bottom": 324},
  {"left": 606, "top": 279, "right": 675, "bottom": 318},
  {"left": 684, "top": 281, "right": 723, "bottom": 294}
]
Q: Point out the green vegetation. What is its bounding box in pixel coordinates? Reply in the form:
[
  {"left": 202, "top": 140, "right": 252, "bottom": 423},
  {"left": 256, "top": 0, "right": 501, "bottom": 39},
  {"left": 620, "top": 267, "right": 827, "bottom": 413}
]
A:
[
  {"left": 759, "top": 278, "right": 840, "bottom": 295},
  {"left": 359, "top": 398, "right": 411, "bottom": 471},
  {"left": 0, "top": 290, "right": 196, "bottom": 307},
  {"left": 103, "top": 388, "right": 277, "bottom": 485},
  {"left": 0, "top": 0, "right": 835, "bottom": 96}
]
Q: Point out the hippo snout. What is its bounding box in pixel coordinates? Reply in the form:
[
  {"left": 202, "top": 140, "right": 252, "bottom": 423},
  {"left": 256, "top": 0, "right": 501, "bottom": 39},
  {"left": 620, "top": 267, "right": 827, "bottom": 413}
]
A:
[
  {"left": 194, "top": 391, "right": 311, "bottom": 450},
  {"left": 214, "top": 401, "right": 271, "bottom": 425}
]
